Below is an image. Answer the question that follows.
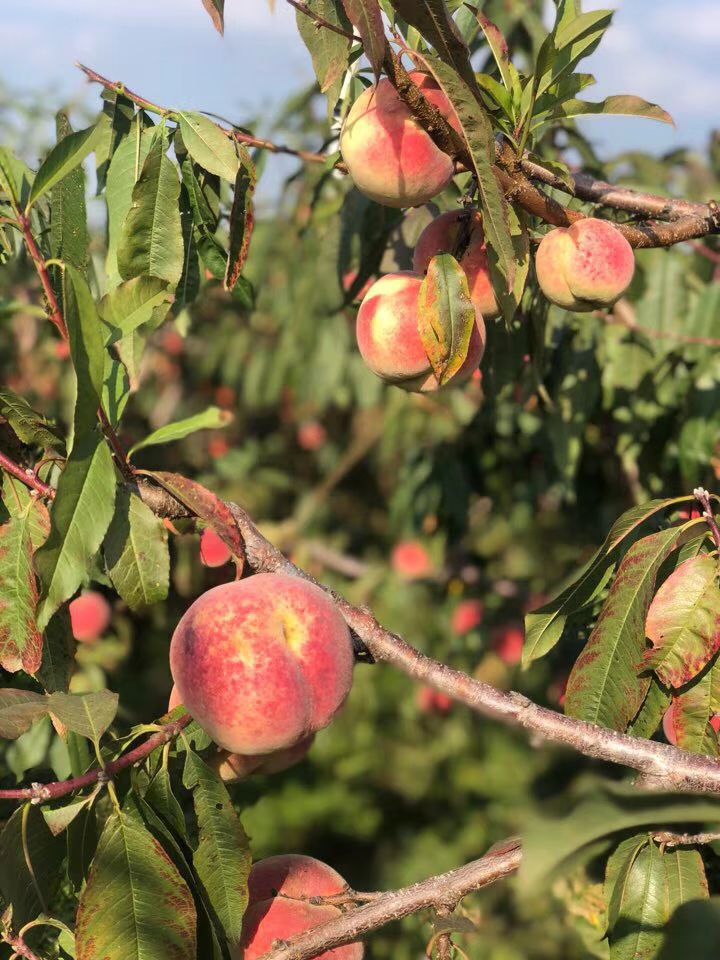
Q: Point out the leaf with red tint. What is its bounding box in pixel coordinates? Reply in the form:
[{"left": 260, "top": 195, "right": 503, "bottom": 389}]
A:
[
  {"left": 644, "top": 553, "right": 720, "bottom": 688},
  {"left": 665, "top": 664, "right": 720, "bottom": 755},
  {"left": 418, "top": 253, "right": 475, "bottom": 385},
  {"left": 201, "top": 0, "right": 224, "bottom": 35},
  {"left": 0, "top": 500, "right": 50, "bottom": 674},
  {"left": 149, "top": 472, "right": 244, "bottom": 576},
  {"left": 341, "top": 0, "right": 386, "bottom": 79},
  {"left": 224, "top": 150, "right": 256, "bottom": 292}
]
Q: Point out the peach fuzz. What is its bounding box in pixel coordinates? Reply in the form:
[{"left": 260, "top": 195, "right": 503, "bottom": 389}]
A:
[
  {"left": 169, "top": 573, "right": 354, "bottom": 755},
  {"left": 69, "top": 591, "right": 111, "bottom": 644},
  {"left": 340, "top": 73, "right": 458, "bottom": 208},
  {"left": 413, "top": 210, "right": 500, "bottom": 319},
  {"left": 237, "top": 856, "right": 363, "bottom": 960},
  {"left": 356, "top": 273, "right": 484, "bottom": 392},
  {"left": 199, "top": 527, "right": 232, "bottom": 568},
  {"left": 535, "top": 217, "right": 635, "bottom": 312}
]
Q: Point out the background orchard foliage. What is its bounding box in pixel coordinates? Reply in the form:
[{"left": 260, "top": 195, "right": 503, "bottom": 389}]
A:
[{"left": 1, "top": 1, "right": 720, "bottom": 960}]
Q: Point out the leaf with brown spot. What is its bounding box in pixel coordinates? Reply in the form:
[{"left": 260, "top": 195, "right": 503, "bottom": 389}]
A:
[
  {"left": 0, "top": 689, "right": 48, "bottom": 739},
  {"left": 564, "top": 522, "right": 703, "bottom": 731},
  {"left": 76, "top": 801, "right": 197, "bottom": 960},
  {"left": 644, "top": 554, "right": 720, "bottom": 688},
  {"left": 341, "top": 0, "right": 386, "bottom": 78},
  {"left": 201, "top": 0, "right": 224, "bottom": 35},
  {"left": 667, "top": 663, "right": 720, "bottom": 755},
  {"left": 0, "top": 500, "right": 50, "bottom": 674},
  {"left": 417, "top": 253, "right": 476, "bottom": 385},
  {"left": 148, "top": 472, "right": 244, "bottom": 575},
  {"left": 224, "top": 149, "right": 256, "bottom": 292}
]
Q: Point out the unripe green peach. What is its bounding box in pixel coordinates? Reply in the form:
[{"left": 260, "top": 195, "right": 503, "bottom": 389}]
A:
[
  {"left": 340, "top": 73, "right": 458, "bottom": 208},
  {"left": 413, "top": 210, "right": 499, "bottom": 319},
  {"left": 356, "top": 273, "right": 485, "bottom": 392},
  {"left": 535, "top": 217, "right": 635, "bottom": 311},
  {"left": 169, "top": 573, "right": 354, "bottom": 755}
]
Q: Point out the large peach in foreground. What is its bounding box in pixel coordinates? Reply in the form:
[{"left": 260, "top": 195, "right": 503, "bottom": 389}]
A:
[
  {"left": 340, "top": 73, "right": 457, "bottom": 208},
  {"left": 413, "top": 210, "right": 499, "bottom": 319},
  {"left": 237, "top": 855, "right": 363, "bottom": 960},
  {"left": 169, "top": 573, "right": 354, "bottom": 754},
  {"left": 535, "top": 217, "right": 635, "bottom": 311},
  {"left": 356, "top": 273, "right": 484, "bottom": 392}
]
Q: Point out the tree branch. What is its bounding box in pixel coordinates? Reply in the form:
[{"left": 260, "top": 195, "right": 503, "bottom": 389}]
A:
[
  {"left": 0, "top": 450, "right": 55, "bottom": 500},
  {"left": 259, "top": 838, "right": 522, "bottom": 960}
]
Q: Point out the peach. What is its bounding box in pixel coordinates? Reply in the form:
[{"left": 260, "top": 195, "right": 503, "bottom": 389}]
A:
[
  {"left": 199, "top": 528, "right": 232, "bottom": 568},
  {"left": 391, "top": 540, "right": 434, "bottom": 580},
  {"left": 213, "top": 735, "right": 315, "bottom": 783},
  {"left": 69, "top": 591, "right": 111, "bottom": 644},
  {"left": 356, "top": 273, "right": 484, "bottom": 392},
  {"left": 451, "top": 599, "right": 484, "bottom": 636},
  {"left": 340, "top": 73, "right": 457, "bottom": 208},
  {"left": 297, "top": 421, "right": 327, "bottom": 452},
  {"left": 169, "top": 573, "right": 354, "bottom": 754},
  {"left": 492, "top": 625, "right": 524, "bottom": 666},
  {"left": 535, "top": 217, "right": 635, "bottom": 311},
  {"left": 238, "top": 855, "right": 363, "bottom": 960},
  {"left": 413, "top": 210, "right": 499, "bottom": 319},
  {"left": 208, "top": 437, "right": 230, "bottom": 460}
]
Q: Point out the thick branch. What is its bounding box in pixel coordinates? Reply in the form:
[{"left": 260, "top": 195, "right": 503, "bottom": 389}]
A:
[
  {"left": 0, "top": 715, "right": 191, "bottom": 802},
  {"left": 260, "top": 839, "right": 521, "bottom": 960}
]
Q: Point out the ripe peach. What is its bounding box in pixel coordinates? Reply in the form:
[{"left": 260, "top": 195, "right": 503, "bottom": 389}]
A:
[
  {"left": 535, "top": 217, "right": 635, "bottom": 311},
  {"left": 492, "top": 625, "right": 524, "bottom": 666},
  {"left": 238, "top": 855, "right": 363, "bottom": 960},
  {"left": 297, "top": 421, "right": 327, "bottom": 452},
  {"left": 356, "top": 273, "right": 484, "bottom": 392},
  {"left": 208, "top": 437, "right": 230, "bottom": 460},
  {"left": 213, "top": 735, "right": 315, "bottom": 783},
  {"left": 340, "top": 73, "right": 458, "bottom": 208},
  {"left": 451, "top": 599, "right": 484, "bottom": 636},
  {"left": 413, "top": 210, "right": 499, "bottom": 319},
  {"left": 69, "top": 591, "right": 111, "bottom": 644},
  {"left": 391, "top": 540, "right": 434, "bottom": 580},
  {"left": 199, "top": 528, "right": 232, "bottom": 568},
  {"left": 169, "top": 573, "right": 354, "bottom": 754}
]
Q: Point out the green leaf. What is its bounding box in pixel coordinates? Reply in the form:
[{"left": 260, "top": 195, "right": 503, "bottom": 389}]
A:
[
  {"left": 35, "top": 608, "right": 75, "bottom": 693},
  {"left": 64, "top": 264, "right": 106, "bottom": 434},
  {"left": 520, "top": 782, "right": 720, "bottom": 893},
  {"left": 524, "top": 497, "right": 694, "bottom": 666},
  {"left": 390, "top": 0, "right": 476, "bottom": 88},
  {"left": 417, "top": 253, "right": 476, "bottom": 385},
  {"left": 96, "top": 92, "right": 135, "bottom": 195},
  {"left": 145, "top": 767, "right": 187, "bottom": 839},
  {"left": 180, "top": 159, "right": 219, "bottom": 236},
  {"left": 565, "top": 522, "right": 702, "bottom": 731},
  {"left": 128, "top": 406, "right": 232, "bottom": 458},
  {"left": 628, "top": 678, "right": 671, "bottom": 740},
  {"left": 201, "top": 0, "right": 224, "bottom": 34},
  {"left": 475, "top": 14, "right": 515, "bottom": 95},
  {"left": 549, "top": 95, "right": 673, "bottom": 126},
  {"left": 48, "top": 691, "right": 119, "bottom": 746},
  {"left": 296, "top": 0, "right": 352, "bottom": 109},
  {"left": 35, "top": 433, "right": 117, "bottom": 630},
  {"left": 644, "top": 554, "right": 720, "bottom": 688},
  {"left": 27, "top": 122, "right": 101, "bottom": 209},
  {"left": 117, "top": 134, "right": 183, "bottom": 286},
  {"left": 0, "top": 689, "right": 48, "bottom": 739},
  {"left": 0, "top": 805, "right": 64, "bottom": 926},
  {"left": 604, "top": 834, "right": 649, "bottom": 929},
  {"left": 75, "top": 804, "right": 197, "bottom": 960},
  {"left": 106, "top": 124, "right": 156, "bottom": 288},
  {"left": 104, "top": 489, "right": 169, "bottom": 611},
  {"left": 659, "top": 899, "right": 720, "bottom": 959},
  {"left": 50, "top": 112, "right": 90, "bottom": 277},
  {"left": 0, "top": 147, "right": 33, "bottom": 209},
  {"left": 183, "top": 751, "right": 251, "bottom": 947},
  {"left": 43, "top": 794, "right": 98, "bottom": 837},
  {"left": 341, "top": 0, "right": 386, "bottom": 78},
  {"left": 177, "top": 112, "right": 240, "bottom": 182},
  {"left": 0, "top": 501, "right": 50, "bottom": 674},
  {"left": 224, "top": 151, "right": 256, "bottom": 292},
  {"left": 100, "top": 276, "right": 174, "bottom": 344},
  {"left": 607, "top": 841, "right": 669, "bottom": 960},
  {"left": 0, "top": 388, "right": 65, "bottom": 453}
]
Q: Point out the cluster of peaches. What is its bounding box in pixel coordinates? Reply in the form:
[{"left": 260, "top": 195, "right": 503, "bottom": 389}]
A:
[{"left": 340, "top": 73, "right": 636, "bottom": 392}]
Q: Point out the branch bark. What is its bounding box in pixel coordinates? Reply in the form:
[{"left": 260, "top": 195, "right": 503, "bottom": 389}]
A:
[{"left": 259, "top": 838, "right": 522, "bottom": 960}]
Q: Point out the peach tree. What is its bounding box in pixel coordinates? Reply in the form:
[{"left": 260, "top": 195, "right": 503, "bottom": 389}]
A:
[{"left": 1, "top": 2, "right": 720, "bottom": 960}]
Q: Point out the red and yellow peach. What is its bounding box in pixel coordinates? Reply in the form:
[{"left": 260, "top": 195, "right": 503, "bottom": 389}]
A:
[{"left": 199, "top": 528, "right": 232, "bottom": 568}]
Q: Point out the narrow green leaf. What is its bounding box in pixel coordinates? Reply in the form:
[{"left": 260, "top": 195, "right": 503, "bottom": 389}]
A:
[
  {"left": 48, "top": 691, "right": 119, "bottom": 746},
  {"left": 0, "top": 501, "right": 50, "bottom": 674},
  {"left": 0, "top": 689, "right": 48, "bottom": 739},
  {"left": 96, "top": 92, "right": 134, "bottom": 194},
  {"left": 100, "top": 276, "right": 173, "bottom": 344},
  {"left": 43, "top": 794, "right": 97, "bottom": 837},
  {"left": 128, "top": 406, "right": 232, "bottom": 458},
  {"left": 50, "top": 112, "right": 90, "bottom": 277},
  {"left": 27, "top": 122, "right": 101, "bottom": 209},
  {"left": 178, "top": 112, "right": 240, "bottom": 183},
  {"left": 628, "top": 678, "right": 671, "bottom": 740},
  {"left": 224, "top": 150, "right": 256, "bottom": 292},
  {"left": 0, "top": 805, "right": 64, "bottom": 926},
  {"left": 475, "top": 14, "right": 514, "bottom": 93},
  {"left": 35, "top": 608, "right": 75, "bottom": 693},
  {"left": 117, "top": 135, "right": 183, "bottom": 286},
  {"left": 0, "top": 147, "right": 33, "bottom": 209},
  {"left": 390, "top": 0, "right": 476, "bottom": 88},
  {"left": 659, "top": 899, "right": 720, "bottom": 959},
  {"left": 145, "top": 767, "right": 187, "bottom": 839},
  {"left": 104, "top": 489, "right": 169, "bottom": 610},
  {"left": 296, "top": 0, "right": 352, "bottom": 109},
  {"left": 0, "top": 388, "right": 65, "bottom": 453},
  {"left": 552, "top": 95, "right": 674, "bottom": 125},
  {"left": 607, "top": 841, "right": 668, "bottom": 960},
  {"left": 106, "top": 124, "right": 156, "bottom": 288},
  {"left": 183, "top": 751, "right": 251, "bottom": 947},
  {"left": 417, "top": 253, "right": 476, "bottom": 385},
  {"left": 604, "top": 833, "right": 649, "bottom": 929},
  {"left": 565, "top": 522, "right": 702, "bottom": 731},
  {"left": 341, "top": 0, "right": 386, "bottom": 77},
  {"left": 35, "top": 433, "right": 117, "bottom": 630},
  {"left": 64, "top": 264, "right": 106, "bottom": 434},
  {"left": 75, "top": 804, "right": 197, "bottom": 960}
]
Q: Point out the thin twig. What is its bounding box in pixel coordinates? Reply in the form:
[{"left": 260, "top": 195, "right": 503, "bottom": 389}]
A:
[
  {"left": 694, "top": 487, "right": 720, "bottom": 552},
  {"left": 1, "top": 932, "right": 43, "bottom": 960},
  {"left": 0, "top": 450, "right": 55, "bottom": 500},
  {"left": 609, "top": 298, "right": 720, "bottom": 348},
  {"left": 653, "top": 829, "right": 720, "bottom": 847}
]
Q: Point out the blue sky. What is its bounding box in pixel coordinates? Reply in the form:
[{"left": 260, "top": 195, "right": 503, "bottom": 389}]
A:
[{"left": 2, "top": 1, "right": 718, "bottom": 189}]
